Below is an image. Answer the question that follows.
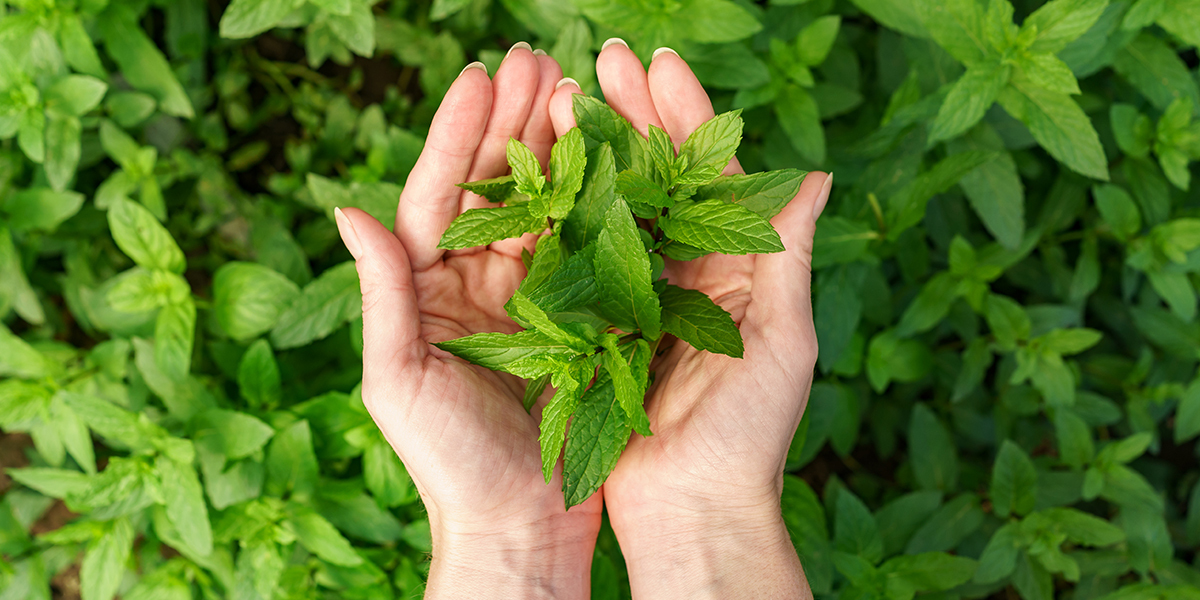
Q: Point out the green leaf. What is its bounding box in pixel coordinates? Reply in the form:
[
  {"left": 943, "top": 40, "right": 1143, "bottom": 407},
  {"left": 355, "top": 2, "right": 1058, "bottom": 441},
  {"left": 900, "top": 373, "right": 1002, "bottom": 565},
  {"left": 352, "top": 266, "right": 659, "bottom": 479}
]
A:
[
  {"left": 545, "top": 127, "right": 587, "bottom": 220},
  {"left": 616, "top": 170, "right": 671, "bottom": 208},
  {"left": 866, "top": 329, "right": 932, "bottom": 392},
  {"left": 44, "top": 75, "right": 107, "bottom": 117},
  {"left": 270, "top": 261, "right": 360, "bottom": 349},
  {"left": 507, "top": 290, "right": 593, "bottom": 354},
  {"left": 190, "top": 409, "right": 275, "bottom": 461},
  {"left": 214, "top": 262, "right": 301, "bottom": 341},
  {"left": 874, "top": 491, "right": 942, "bottom": 557},
  {"left": 7, "top": 468, "right": 91, "bottom": 499},
  {"left": 679, "top": 110, "right": 743, "bottom": 176},
  {"left": 326, "top": 1, "right": 375, "bottom": 57},
  {"left": 997, "top": 82, "right": 1109, "bottom": 181},
  {"left": 564, "top": 143, "right": 618, "bottom": 251},
  {"left": 220, "top": 0, "right": 303, "bottom": 38},
  {"left": 991, "top": 440, "right": 1038, "bottom": 518},
  {"left": 887, "top": 150, "right": 994, "bottom": 237},
  {"left": 523, "top": 373, "right": 551, "bottom": 412},
  {"left": 155, "top": 299, "right": 195, "bottom": 384},
  {"left": 985, "top": 293, "right": 1031, "bottom": 350},
  {"left": 974, "top": 523, "right": 1021, "bottom": 583},
  {"left": 537, "top": 359, "right": 590, "bottom": 483},
  {"left": 916, "top": 0, "right": 988, "bottom": 65},
  {"left": 909, "top": 404, "right": 959, "bottom": 491},
  {"left": 265, "top": 420, "right": 319, "bottom": 500},
  {"left": 238, "top": 339, "right": 282, "bottom": 411},
  {"left": 1111, "top": 104, "right": 1154, "bottom": 158},
  {"left": 51, "top": 394, "right": 96, "bottom": 475},
  {"left": 3, "top": 187, "right": 85, "bottom": 233},
  {"left": 1042, "top": 507, "right": 1126, "bottom": 546},
  {"left": 1175, "top": 379, "right": 1200, "bottom": 443},
  {"left": 600, "top": 336, "right": 652, "bottom": 436},
  {"left": 288, "top": 506, "right": 363, "bottom": 566},
  {"left": 437, "top": 206, "right": 545, "bottom": 250},
  {"left": 880, "top": 552, "right": 977, "bottom": 594},
  {"left": 1039, "top": 328, "right": 1103, "bottom": 355},
  {"left": 363, "top": 434, "right": 415, "bottom": 508},
  {"left": 97, "top": 10, "right": 194, "bottom": 118},
  {"left": 80, "top": 518, "right": 134, "bottom": 600},
  {"left": 661, "top": 200, "right": 784, "bottom": 255},
  {"left": 905, "top": 493, "right": 985, "bottom": 554},
  {"left": 562, "top": 374, "right": 629, "bottom": 508},
  {"left": 107, "top": 198, "right": 186, "bottom": 274},
  {"left": 796, "top": 15, "right": 841, "bottom": 66},
  {"left": 43, "top": 114, "right": 82, "bottom": 193},
  {"left": 1022, "top": 0, "right": 1110, "bottom": 54},
  {"left": 571, "top": 96, "right": 649, "bottom": 177},
  {"left": 659, "top": 284, "right": 743, "bottom": 358},
  {"left": 929, "top": 60, "right": 1010, "bottom": 143},
  {"left": 1055, "top": 408, "right": 1096, "bottom": 468},
  {"left": 58, "top": 14, "right": 106, "bottom": 78},
  {"left": 457, "top": 175, "right": 519, "bottom": 204},
  {"left": 678, "top": 0, "right": 762, "bottom": 43},
  {"left": 508, "top": 137, "right": 546, "bottom": 202},
  {"left": 695, "top": 169, "right": 806, "bottom": 221},
  {"left": 435, "top": 329, "right": 578, "bottom": 371},
  {"left": 1014, "top": 53, "right": 1081, "bottom": 95},
  {"left": 834, "top": 489, "right": 884, "bottom": 564},
  {"left": 894, "top": 272, "right": 959, "bottom": 337},
  {"left": 775, "top": 85, "right": 825, "bottom": 164},
  {"left": 594, "top": 198, "right": 661, "bottom": 339},
  {"left": 0, "top": 227, "right": 44, "bottom": 325},
  {"left": 526, "top": 244, "right": 599, "bottom": 313},
  {"left": 156, "top": 455, "right": 213, "bottom": 556}
]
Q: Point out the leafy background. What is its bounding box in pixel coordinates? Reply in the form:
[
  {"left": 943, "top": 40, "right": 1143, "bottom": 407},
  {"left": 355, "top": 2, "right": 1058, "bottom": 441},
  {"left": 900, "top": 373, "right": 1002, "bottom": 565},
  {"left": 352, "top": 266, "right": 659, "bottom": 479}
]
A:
[{"left": 0, "top": 0, "right": 1199, "bottom": 598}]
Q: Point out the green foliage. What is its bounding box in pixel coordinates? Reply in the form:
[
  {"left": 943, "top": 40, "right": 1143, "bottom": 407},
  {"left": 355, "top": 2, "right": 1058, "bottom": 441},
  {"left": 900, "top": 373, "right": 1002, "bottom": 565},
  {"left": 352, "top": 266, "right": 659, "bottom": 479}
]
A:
[{"left": 1, "top": 0, "right": 1199, "bottom": 599}]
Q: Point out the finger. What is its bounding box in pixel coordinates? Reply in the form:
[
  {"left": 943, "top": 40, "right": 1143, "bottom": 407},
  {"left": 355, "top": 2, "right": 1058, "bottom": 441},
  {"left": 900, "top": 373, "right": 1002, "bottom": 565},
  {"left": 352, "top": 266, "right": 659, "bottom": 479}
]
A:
[
  {"left": 336, "top": 207, "right": 427, "bottom": 394},
  {"left": 549, "top": 77, "right": 583, "bottom": 138},
  {"left": 492, "top": 53, "right": 564, "bottom": 259},
  {"left": 460, "top": 42, "right": 543, "bottom": 214},
  {"left": 646, "top": 48, "right": 743, "bottom": 175},
  {"left": 596, "top": 38, "right": 664, "bottom": 136},
  {"left": 745, "top": 172, "right": 831, "bottom": 345},
  {"left": 396, "top": 64, "right": 492, "bottom": 271}
]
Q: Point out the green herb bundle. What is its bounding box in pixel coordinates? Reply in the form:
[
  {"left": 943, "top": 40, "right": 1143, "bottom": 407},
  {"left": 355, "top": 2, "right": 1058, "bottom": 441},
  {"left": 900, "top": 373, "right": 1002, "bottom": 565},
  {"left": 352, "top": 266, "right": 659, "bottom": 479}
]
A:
[{"left": 434, "top": 95, "right": 807, "bottom": 507}]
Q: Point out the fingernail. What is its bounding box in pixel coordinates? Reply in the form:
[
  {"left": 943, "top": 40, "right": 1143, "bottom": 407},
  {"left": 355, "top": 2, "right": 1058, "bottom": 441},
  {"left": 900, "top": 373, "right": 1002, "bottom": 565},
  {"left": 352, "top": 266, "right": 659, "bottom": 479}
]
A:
[
  {"left": 555, "top": 77, "right": 580, "bottom": 91},
  {"left": 813, "top": 173, "right": 833, "bottom": 221},
  {"left": 532, "top": 49, "right": 547, "bottom": 56},
  {"left": 505, "top": 41, "right": 532, "bottom": 61},
  {"left": 652, "top": 47, "right": 679, "bottom": 60},
  {"left": 334, "top": 207, "right": 362, "bottom": 259},
  {"left": 602, "top": 38, "right": 628, "bottom": 51},
  {"left": 459, "top": 61, "right": 487, "bottom": 77}
]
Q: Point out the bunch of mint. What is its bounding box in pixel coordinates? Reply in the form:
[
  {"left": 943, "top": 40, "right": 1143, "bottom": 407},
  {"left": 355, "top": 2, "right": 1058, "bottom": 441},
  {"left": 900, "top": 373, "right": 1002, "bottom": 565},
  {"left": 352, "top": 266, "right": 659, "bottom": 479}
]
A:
[{"left": 435, "top": 95, "right": 808, "bottom": 508}]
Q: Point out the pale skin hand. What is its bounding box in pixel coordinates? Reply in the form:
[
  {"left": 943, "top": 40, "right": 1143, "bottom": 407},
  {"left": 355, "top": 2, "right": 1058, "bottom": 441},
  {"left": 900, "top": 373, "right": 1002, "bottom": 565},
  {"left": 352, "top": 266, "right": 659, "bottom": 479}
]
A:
[
  {"left": 548, "top": 44, "right": 830, "bottom": 599},
  {"left": 333, "top": 45, "right": 602, "bottom": 599}
]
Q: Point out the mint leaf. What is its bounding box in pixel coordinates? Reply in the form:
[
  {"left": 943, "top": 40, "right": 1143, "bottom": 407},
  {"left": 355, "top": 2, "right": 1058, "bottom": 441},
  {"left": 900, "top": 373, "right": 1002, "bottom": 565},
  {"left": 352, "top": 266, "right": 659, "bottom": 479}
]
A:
[
  {"left": 616, "top": 170, "right": 671, "bottom": 208},
  {"left": 594, "top": 198, "right": 662, "bottom": 339},
  {"left": 659, "top": 284, "right": 743, "bottom": 358},
  {"left": 1022, "top": 0, "right": 1109, "bottom": 54},
  {"left": 696, "top": 169, "right": 807, "bottom": 220},
  {"left": 661, "top": 200, "right": 784, "bottom": 255},
  {"left": 81, "top": 518, "right": 135, "bottom": 600},
  {"left": 563, "top": 143, "right": 618, "bottom": 251},
  {"left": 156, "top": 454, "right": 213, "bottom": 556},
  {"left": 546, "top": 127, "right": 587, "bottom": 220},
  {"left": 434, "top": 329, "right": 578, "bottom": 370},
  {"left": 108, "top": 198, "right": 186, "bottom": 274},
  {"left": 647, "top": 124, "right": 675, "bottom": 183},
  {"left": 97, "top": 10, "right": 194, "bottom": 118},
  {"left": 507, "top": 290, "right": 594, "bottom": 354},
  {"left": 213, "top": 262, "right": 301, "bottom": 341},
  {"left": 537, "top": 359, "right": 591, "bottom": 482},
  {"left": 599, "top": 335, "right": 652, "bottom": 436},
  {"left": 270, "top": 261, "right": 361, "bottom": 349},
  {"left": 438, "top": 206, "right": 544, "bottom": 250},
  {"left": 990, "top": 440, "right": 1037, "bottom": 518},
  {"left": 775, "top": 85, "right": 825, "bottom": 164},
  {"left": 523, "top": 373, "right": 551, "bottom": 412},
  {"left": 288, "top": 505, "right": 363, "bottom": 566},
  {"left": 155, "top": 299, "right": 196, "bottom": 384},
  {"left": 571, "top": 95, "right": 650, "bottom": 176},
  {"left": 458, "top": 175, "right": 521, "bottom": 204},
  {"left": 929, "top": 59, "right": 1010, "bottom": 143},
  {"left": 797, "top": 15, "right": 841, "bottom": 66},
  {"left": 997, "top": 82, "right": 1108, "bottom": 181},
  {"left": 238, "top": 339, "right": 282, "bottom": 411},
  {"left": 916, "top": 0, "right": 988, "bottom": 66},
  {"left": 562, "top": 373, "right": 630, "bottom": 508},
  {"left": 518, "top": 232, "right": 564, "bottom": 294},
  {"left": 219, "top": 0, "right": 299, "bottom": 38},
  {"left": 679, "top": 0, "right": 762, "bottom": 43},
  {"left": 887, "top": 151, "right": 994, "bottom": 237},
  {"left": 508, "top": 137, "right": 545, "bottom": 202},
  {"left": 527, "top": 244, "right": 599, "bottom": 313}
]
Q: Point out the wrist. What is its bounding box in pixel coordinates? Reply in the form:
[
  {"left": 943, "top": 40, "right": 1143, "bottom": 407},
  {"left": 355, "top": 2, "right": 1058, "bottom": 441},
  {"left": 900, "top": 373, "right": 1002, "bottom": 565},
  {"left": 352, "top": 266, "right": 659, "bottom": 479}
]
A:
[
  {"left": 609, "top": 495, "right": 810, "bottom": 599},
  {"left": 426, "top": 509, "right": 600, "bottom": 599}
]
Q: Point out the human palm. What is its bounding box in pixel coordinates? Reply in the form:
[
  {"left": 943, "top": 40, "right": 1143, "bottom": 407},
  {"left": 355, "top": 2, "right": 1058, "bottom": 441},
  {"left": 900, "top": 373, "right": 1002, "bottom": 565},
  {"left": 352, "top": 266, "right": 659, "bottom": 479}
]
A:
[{"left": 336, "top": 46, "right": 602, "bottom": 541}]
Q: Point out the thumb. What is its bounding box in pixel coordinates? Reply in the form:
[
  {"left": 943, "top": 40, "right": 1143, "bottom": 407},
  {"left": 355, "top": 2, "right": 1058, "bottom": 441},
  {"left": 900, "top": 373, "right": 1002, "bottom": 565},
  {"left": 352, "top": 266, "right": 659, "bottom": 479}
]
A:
[
  {"left": 335, "top": 207, "right": 427, "bottom": 392},
  {"left": 746, "top": 172, "right": 831, "bottom": 347}
]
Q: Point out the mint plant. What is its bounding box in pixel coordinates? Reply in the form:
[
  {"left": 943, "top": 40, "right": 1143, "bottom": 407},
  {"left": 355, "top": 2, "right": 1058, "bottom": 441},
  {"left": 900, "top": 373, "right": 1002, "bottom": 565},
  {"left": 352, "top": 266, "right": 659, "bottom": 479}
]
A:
[{"left": 434, "top": 96, "right": 806, "bottom": 507}]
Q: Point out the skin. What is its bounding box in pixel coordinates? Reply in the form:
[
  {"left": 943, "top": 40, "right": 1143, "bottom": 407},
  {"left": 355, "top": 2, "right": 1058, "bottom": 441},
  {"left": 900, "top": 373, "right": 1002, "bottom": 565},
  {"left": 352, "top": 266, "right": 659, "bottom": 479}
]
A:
[{"left": 335, "top": 41, "right": 829, "bottom": 599}]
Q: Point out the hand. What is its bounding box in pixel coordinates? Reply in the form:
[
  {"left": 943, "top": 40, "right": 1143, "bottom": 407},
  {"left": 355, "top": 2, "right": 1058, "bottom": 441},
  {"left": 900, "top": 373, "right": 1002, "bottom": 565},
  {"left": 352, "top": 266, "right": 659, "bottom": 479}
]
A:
[
  {"left": 334, "top": 44, "right": 602, "bottom": 599},
  {"left": 549, "top": 42, "right": 830, "bottom": 599}
]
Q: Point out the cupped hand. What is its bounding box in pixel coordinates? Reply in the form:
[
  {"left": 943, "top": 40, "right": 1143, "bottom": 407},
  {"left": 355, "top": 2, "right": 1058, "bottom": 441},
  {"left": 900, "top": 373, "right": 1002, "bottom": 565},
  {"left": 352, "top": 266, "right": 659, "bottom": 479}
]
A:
[
  {"left": 549, "top": 43, "right": 830, "bottom": 598},
  {"left": 334, "top": 45, "right": 601, "bottom": 597}
]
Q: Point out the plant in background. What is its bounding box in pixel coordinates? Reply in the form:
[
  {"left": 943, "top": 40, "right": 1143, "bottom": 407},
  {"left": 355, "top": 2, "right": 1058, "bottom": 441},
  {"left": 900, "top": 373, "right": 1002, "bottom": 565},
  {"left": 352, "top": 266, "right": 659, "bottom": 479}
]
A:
[{"left": 435, "top": 97, "right": 806, "bottom": 505}]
